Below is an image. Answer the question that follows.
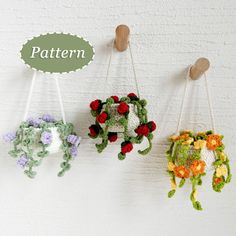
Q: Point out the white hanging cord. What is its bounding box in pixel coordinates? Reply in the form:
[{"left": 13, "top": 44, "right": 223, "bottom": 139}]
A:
[
  {"left": 128, "top": 42, "right": 140, "bottom": 98},
  {"left": 176, "top": 67, "right": 190, "bottom": 134},
  {"left": 23, "top": 70, "right": 66, "bottom": 123},
  {"left": 104, "top": 40, "right": 140, "bottom": 97},
  {"left": 104, "top": 39, "right": 114, "bottom": 86},
  {"left": 54, "top": 77, "right": 66, "bottom": 124},
  {"left": 23, "top": 70, "right": 37, "bottom": 121},
  {"left": 204, "top": 73, "right": 216, "bottom": 132},
  {"left": 176, "top": 67, "right": 216, "bottom": 134}
]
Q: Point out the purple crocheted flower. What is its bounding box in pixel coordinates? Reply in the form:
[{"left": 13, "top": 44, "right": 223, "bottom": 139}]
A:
[
  {"left": 67, "top": 135, "right": 79, "bottom": 145},
  {"left": 70, "top": 145, "right": 78, "bottom": 157},
  {"left": 3, "top": 132, "right": 16, "bottom": 143},
  {"left": 40, "top": 131, "right": 52, "bottom": 145},
  {"left": 42, "top": 114, "right": 55, "bottom": 123},
  {"left": 27, "top": 117, "right": 43, "bottom": 128},
  {"left": 17, "top": 155, "right": 28, "bottom": 168},
  {"left": 67, "top": 135, "right": 77, "bottom": 144}
]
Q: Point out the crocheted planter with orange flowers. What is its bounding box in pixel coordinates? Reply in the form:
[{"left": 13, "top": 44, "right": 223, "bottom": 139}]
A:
[
  {"left": 88, "top": 93, "right": 156, "bottom": 159},
  {"left": 166, "top": 130, "right": 231, "bottom": 210}
]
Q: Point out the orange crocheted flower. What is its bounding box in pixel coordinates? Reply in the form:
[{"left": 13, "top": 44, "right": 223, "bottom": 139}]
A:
[
  {"left": 214, "top": 177, "right": 223, "bottom": 185},
  {"left": 190, "top": 160, "right": 206, "bottom": 176},
  {"left": 206, "top": 134, "right": 222, "bottom": 150},
  {"left": 174, "top": 165, "right": 190, "bottom": 178},
  {"left": 177, "top": 133, "right": 189, "bottom": 141}
]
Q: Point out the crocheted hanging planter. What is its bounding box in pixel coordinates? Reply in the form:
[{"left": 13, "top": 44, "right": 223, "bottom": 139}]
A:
[
  {"left": 166, "top": 130, "right": 231, "bottom": 210},
  {"left": 3, "top": 114, "right": 81, "bottom": 178},
  {"left": 88, "top": 93, "right": 156, "bottom": 159}
]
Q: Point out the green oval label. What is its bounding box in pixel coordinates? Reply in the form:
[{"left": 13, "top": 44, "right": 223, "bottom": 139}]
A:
[{"left": 20, "top": 33, "right": 95, "bottom": 73}]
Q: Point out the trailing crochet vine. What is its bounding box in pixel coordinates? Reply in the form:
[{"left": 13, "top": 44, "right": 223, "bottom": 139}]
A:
[
  {"left": 166, "top": 130, "right": 231, "bottom": 210},
  {"left": 88, "top": 93, "right": 156, "bottom": 159},
  {"left": 3, "top": 114, "right": 81, "bottom": 178}
]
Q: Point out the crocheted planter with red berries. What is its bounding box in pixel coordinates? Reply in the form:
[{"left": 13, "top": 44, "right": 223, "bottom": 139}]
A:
[
  {"left": 88, "top": 93, "right": 156, "bottom": 160},
  {"left": 3, "top": 114, "right": 81, "bottom": 178},
  {"left": 166, "top": 130, "right": 231, "bottom": 210}
]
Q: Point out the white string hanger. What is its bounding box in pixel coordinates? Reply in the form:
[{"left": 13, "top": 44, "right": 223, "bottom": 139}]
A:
[
  {"left": 204, "top": 72, "right": 216, "bottom": 132},
  {"left": 23, "top": 71, "right": 66, "bottom": 124},
  {"left": 176, "top": 57, "right": 215, "bottom": 134},
  {"left": 54, "top": 75, "right": 66, "bottom": 124},
  {"left": 23, "top": 70, "right": 37, "bottom": 121},
  {"left": 104, "top": 25, "right": 140, "bottom": 98},
  {"left": 104, "top": 39, "right": 114, "bottom": 87},
  {"left": 176, "top": 66, "right": 190, "bottom": 134},
  {"left": 128, "top": 42, "right": 140, "bottom": 98}
]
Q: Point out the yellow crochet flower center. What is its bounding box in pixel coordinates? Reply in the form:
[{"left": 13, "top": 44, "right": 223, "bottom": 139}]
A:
[
  {"left": 220, "top": 152, "right": 227, "bottom": 161},
  {"left": 168, "top": 162, "right": 175, "bottom": 171},
  {"left": 182, "top": 137, "right": 194, "bottom": 145},
  {"left": 194, "top": 140, "right": 206, "bottom": 150},
  {"left": 216, "top": 165, "right": 227, "bottom": 178}
]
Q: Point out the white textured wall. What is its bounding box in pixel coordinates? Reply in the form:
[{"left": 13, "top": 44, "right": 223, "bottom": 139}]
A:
[{"left": 0, "top": 0, "right": 236, "bottom": 235}]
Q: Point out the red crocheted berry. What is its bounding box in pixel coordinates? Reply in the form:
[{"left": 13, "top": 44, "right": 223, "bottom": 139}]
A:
[{"left": 96, "top": 112, "right": 108, "bottom": 124}]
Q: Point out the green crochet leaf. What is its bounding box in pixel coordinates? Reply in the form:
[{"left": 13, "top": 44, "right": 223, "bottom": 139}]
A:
[
  {"left": 24, "top": 170, "right": 37, "bottom": 179},
  {"left": 8, "top": 150, "right": 18, "bottom": 158},
  {"left": 226, "top": 174, "right": 232, "bottom": 183},
  {"left": 147, "top": 133, "right": 153, "bottom": 140},
  {"left": 118, "top": 153, "right": 126, "bottom": 160},
  {"left": 96, "top": 142, "right": 107, "bottom": 153},
  {"left": 58, "top": 170, "right": 65, "bottom": 177},
  {"left": 105, "top": 118, "right": 116, "bottom": 126},
  {"left": 179, "top": 178, "right": 185, "bottom": 188},
  {"left": 91, "top": 110, "right": 99, "bottom": 117},
  {"left": 120, "top": 97, "right": 131, "bottom": 103},
  {"left": 37, "top": 150, "right": 49, "bottom": 158},
  {"left": 168, "top": 190, "right": 176, "bottom": 198},
  {"left": 106, "top": 98, "right": 114, "bottom": 104},
  {"left": 119, "top": 117, "right": 128, "bottom": 126},
  {"left": 139, "top": 99, "right": 147, "bottom": 107},
  {"left": 138, "top": 137, "right": 152, "bottom": 155},
  {"left": 193, "top": 201, "right": 203, "bottom": 211}
]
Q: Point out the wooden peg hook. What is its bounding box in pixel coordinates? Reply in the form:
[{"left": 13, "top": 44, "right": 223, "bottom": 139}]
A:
[
  {"left": 115, "top": 25, "right": 130, "bottom": 52},
  {"left": 189, "top": 58, "right": 210, "bottom": 80}
]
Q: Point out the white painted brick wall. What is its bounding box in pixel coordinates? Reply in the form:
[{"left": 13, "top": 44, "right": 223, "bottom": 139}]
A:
[{"left": 0, "top": 0, "right": 236, "bottom": 235}]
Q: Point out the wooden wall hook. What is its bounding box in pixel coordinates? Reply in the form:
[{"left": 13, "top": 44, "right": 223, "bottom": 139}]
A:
[
  {"left": 189, "top": 58, "right": 210, "bottom": 80},
  {"left": 115, "top": 25, "right": 130, "bottom": 52}
]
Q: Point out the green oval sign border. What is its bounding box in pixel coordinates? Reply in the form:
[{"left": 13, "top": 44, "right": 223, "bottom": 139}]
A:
[{"left": 20, "top": 32, "right": 95, "bottom": 74}]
